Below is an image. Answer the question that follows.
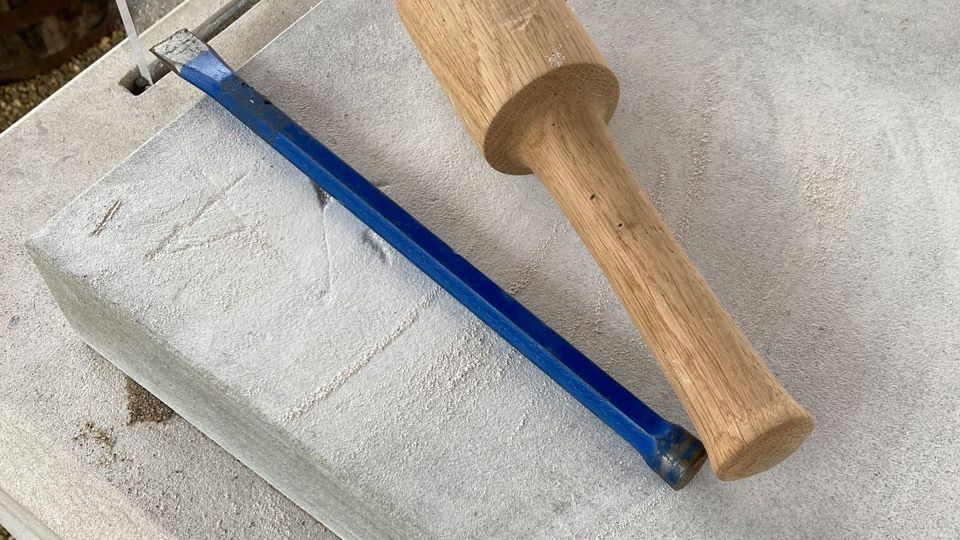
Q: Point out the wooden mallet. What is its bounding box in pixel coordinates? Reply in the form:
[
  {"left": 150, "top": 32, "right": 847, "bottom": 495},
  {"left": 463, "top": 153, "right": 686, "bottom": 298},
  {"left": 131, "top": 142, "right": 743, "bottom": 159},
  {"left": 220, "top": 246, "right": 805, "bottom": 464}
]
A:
[{"left": 397, "top": 0, "right": 813, "bottom": 480}]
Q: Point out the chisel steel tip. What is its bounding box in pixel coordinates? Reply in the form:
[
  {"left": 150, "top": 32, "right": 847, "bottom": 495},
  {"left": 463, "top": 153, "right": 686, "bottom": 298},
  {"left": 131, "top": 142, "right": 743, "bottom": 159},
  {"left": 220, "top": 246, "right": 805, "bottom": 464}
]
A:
[{"left": 151, "top": 29, "right": 211, "bottom": 74}]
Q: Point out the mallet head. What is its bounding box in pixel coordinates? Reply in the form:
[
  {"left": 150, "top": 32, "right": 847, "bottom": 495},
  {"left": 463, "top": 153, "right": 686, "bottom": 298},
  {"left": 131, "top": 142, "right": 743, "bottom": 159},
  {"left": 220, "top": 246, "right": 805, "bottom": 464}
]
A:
[{"left": 397, "top": 0, "right": 620, "bottom": 174}]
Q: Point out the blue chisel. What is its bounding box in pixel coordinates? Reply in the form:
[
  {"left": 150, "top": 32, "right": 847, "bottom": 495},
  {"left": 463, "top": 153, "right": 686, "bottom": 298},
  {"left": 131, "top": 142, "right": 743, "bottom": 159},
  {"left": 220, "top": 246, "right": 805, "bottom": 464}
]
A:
[{"left": 151, "top": 29, "right": 706, "bottom": 489}]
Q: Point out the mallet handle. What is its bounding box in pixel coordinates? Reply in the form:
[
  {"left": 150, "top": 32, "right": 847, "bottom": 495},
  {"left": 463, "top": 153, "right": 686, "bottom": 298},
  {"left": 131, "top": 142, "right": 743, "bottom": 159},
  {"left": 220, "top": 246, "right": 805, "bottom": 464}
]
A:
[{"left": 520, "top": 100, "right": 812, "bottom": 480}]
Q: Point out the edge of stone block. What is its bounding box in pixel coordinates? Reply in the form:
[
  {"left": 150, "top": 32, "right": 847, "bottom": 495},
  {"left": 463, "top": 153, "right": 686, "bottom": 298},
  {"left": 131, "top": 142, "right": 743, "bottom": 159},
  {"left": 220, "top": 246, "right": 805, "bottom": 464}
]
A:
[{"left": 23, "top": 237, "right": 420, "bottom": 539}]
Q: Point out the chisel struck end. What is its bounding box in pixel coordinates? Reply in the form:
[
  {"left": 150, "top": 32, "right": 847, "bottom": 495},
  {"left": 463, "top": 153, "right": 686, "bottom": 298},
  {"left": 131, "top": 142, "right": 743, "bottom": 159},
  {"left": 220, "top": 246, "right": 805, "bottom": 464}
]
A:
[{"left": 151, "top": 29, "right": 215, "bottom": 76}]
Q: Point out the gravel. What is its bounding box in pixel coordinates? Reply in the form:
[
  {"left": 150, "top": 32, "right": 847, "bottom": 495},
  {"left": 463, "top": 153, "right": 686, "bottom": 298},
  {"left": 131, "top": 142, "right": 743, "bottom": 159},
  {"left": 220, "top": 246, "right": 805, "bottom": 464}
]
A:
[
  {"left": 0, "top": 30, "right": 124, "bottom": 133},
  {"left": 0, "top": 0, "right": 187, "bottom": 134}
]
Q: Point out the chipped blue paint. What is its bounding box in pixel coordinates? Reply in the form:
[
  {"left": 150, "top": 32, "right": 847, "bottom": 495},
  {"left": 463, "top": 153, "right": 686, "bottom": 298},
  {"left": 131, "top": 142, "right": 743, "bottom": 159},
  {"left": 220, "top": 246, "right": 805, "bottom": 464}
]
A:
[{"left": 153, "top": 31, "right": 705, "bottom": 489}]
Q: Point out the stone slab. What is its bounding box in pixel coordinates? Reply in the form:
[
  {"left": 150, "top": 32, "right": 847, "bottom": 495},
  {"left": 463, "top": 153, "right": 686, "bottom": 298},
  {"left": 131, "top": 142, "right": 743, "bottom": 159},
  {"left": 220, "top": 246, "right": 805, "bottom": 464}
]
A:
[
  {"left": 0, "top": 0, "right": 334, "bottom": 538},
  {"left": 28, "top": 0, "right": 960, "bottom": 538}
]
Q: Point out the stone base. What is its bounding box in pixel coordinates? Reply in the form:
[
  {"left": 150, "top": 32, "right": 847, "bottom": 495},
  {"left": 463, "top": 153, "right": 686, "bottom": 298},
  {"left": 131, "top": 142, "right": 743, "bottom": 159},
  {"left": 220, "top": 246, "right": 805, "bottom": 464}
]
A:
[{"left": 28, "top": 0, "right": 960, "bottom": 538}]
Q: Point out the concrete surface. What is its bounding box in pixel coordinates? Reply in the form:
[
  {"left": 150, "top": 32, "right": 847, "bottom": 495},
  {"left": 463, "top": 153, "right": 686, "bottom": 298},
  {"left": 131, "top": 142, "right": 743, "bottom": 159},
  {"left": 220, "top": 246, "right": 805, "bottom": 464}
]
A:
[
  {"left": 0, "top": 402, "right": 171, "bottom": 540},
  {"left": 27, "top": 0, "right": 960, "bottom": 538},
  {"left": 0, "top": 0, "right": 335, "bottom": 538}
]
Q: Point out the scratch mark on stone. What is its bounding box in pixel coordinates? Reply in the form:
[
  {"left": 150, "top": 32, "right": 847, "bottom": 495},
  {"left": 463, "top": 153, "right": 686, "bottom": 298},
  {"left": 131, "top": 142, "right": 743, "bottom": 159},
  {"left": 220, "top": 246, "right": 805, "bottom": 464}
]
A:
[
  {"left": 312, "top": 183, "right": 329, "bottom": 208},
  {"left": 362, "top": 229, "right": 393, "bottom": 264},
  {"left": 161, "top": 226, "right": 246, "bottom": 256},
  {"left": 143, "top": 198, "right": 219, "bottom": 261},
  {"left": 307, "top": 181, "right": 333, "bottom": 297},
  {"left": 280, "top": 287, "right": 442, "bottom": 424},
  {"left": 90, "top": 200, "right": 122, "bottom": 237},
  {"left": 170, "top": 267, "right": 202, "bottom": 303},
  {"left": 144, "top": 172, "right": 247, "bottom": 261},
  {"left": 320, "top": 202, "right": 334, "bottom": 294}
]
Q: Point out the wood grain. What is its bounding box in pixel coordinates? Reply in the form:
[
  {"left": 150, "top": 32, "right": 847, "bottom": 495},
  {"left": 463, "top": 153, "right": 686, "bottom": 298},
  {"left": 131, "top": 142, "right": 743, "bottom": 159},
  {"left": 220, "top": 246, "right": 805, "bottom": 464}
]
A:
[{"left": 397, "top": 0, "right": 813, "bottom": 479}]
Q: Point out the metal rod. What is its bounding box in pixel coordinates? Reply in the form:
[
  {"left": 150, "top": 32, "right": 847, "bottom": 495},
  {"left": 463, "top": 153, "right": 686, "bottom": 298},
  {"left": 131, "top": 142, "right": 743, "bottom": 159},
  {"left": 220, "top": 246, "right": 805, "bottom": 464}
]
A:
[
  {"left": 152, "top": 30, "right": 706, "bottom": 489},
  {"left": 115, "top": 0, "right": 154, "bottom": 84},
  {"left": 122, "top": 0, "right": 262, "bottom": 93}
]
